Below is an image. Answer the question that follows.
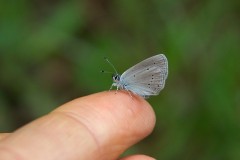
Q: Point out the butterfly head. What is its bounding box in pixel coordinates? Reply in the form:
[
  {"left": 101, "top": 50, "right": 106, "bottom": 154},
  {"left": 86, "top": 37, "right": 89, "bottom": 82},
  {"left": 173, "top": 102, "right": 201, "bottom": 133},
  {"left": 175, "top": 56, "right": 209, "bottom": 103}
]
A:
[{"left": 112, "top": 74, "right": 120, "bottom": 83}]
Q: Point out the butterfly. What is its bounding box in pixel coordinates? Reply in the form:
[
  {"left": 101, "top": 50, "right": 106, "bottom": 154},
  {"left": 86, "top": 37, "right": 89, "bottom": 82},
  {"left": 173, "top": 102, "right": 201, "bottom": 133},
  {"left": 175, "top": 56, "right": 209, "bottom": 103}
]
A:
[{"left": 103, "top": 54, "right": 168, "bottom": 99}]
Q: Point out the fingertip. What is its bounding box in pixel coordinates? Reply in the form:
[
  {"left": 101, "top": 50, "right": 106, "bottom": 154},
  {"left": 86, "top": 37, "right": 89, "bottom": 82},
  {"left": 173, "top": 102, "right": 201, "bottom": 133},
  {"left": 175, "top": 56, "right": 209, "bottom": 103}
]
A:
[
  {"left": 57, "top": 91, "right": 156, "bottom": 157},
  {"left": 59, "top": 91, "right": 156, "bottom": 138}
]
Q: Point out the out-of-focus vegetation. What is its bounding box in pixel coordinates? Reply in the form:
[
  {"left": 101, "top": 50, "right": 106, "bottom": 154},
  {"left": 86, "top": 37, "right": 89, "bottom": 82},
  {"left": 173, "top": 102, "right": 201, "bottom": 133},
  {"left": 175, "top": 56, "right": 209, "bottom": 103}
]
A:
[{"left": 0, "top": 0, "right": 240, "bottom": 159}]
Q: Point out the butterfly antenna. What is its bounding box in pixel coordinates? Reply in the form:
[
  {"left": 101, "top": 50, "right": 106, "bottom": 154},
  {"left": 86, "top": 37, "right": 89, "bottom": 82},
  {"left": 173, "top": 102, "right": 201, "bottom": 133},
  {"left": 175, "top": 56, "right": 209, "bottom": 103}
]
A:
[
  {"left": 100, "top": 70, "right": 113, "bottom": 74},
  {"left": 104, "top": 57, "right": 118, "bottom": 74}
]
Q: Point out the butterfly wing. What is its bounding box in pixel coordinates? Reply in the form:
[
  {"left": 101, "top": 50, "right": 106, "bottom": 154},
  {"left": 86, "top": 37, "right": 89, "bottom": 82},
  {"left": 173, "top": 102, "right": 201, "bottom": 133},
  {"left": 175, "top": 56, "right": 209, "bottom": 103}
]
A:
[{"left": 120, "top": 54, "right": 168, "bottom": 98}]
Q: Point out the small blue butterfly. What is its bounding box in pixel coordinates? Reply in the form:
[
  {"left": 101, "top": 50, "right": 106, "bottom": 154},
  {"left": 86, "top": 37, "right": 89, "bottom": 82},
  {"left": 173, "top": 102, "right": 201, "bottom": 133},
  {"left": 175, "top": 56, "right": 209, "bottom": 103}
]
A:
[{"left": 103, "top": 54, "right": 168, "bottom": 98}]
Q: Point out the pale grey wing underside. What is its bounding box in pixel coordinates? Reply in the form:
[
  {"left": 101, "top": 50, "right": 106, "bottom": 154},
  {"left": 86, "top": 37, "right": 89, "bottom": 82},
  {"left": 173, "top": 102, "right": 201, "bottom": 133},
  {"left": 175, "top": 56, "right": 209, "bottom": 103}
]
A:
[{"left": 120, "top": 54, "right": 168, "bottom": 97}]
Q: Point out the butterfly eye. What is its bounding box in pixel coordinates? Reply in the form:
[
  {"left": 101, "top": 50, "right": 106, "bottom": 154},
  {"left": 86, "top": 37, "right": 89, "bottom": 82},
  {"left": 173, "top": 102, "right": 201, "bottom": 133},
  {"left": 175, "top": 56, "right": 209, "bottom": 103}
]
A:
[
  {"left": 112, "top": 74, "right": 120, "bottom": 81},
  {"left": 116, "top": 75, "right": 120, "bottom": 81}
]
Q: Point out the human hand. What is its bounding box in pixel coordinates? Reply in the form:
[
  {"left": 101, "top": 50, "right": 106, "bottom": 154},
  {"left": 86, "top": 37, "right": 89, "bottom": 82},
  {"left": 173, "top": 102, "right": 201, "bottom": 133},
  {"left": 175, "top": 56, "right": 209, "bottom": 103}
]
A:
[{"left": 0, "top": 91, "right": 156, "bottom": 160}]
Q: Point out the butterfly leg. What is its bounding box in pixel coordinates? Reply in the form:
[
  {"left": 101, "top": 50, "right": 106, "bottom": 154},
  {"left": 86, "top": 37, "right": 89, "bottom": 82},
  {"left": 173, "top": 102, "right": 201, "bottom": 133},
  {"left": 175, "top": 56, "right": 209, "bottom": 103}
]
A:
[
  {"left": 109, "top": 84, "right": 114, "bottom": 91},
  {"left": 123, "top": 87, "right": 133, "bottom": 99},
  {"left": 127, "top": 90, "right": 133, "bottom": 99},
  {"left": 115, "top": 86, "right": 119, "bottom": 94}
]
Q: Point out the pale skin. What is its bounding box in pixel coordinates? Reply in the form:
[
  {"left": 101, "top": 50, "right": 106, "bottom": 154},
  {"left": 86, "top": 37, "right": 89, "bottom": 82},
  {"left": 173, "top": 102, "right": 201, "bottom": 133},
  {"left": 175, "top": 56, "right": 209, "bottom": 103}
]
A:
[{"left": 0, "top": 91, "right": 156, "bottom": 160}]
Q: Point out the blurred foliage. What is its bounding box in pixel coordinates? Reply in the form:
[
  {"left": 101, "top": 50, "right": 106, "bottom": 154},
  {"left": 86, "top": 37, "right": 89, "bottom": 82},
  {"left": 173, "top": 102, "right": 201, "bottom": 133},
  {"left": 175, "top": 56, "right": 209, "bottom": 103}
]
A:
[{"left": 0, "top": 0, "right": 240, "bottom": 159}]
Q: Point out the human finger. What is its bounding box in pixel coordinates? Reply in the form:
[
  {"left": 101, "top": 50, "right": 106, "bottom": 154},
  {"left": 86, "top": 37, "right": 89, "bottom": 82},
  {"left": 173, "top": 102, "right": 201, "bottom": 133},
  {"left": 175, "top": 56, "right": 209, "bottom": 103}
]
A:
[{"left": 0, "top": 91, "right": 156, "bottom": 160}]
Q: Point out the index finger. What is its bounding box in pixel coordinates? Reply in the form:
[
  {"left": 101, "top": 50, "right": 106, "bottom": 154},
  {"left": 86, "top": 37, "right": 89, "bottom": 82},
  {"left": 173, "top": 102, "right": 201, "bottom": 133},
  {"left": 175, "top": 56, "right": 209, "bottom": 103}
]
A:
[{"left": 0, "top": 91, "right": 156, "bottom": 160}]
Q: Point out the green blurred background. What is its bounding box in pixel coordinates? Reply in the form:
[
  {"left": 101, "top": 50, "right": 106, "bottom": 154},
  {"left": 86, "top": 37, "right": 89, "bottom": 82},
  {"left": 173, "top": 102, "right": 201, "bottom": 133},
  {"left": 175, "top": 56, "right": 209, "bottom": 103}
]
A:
[{"left": 0, "top": 0, "right": 240, "bottom": 159}]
